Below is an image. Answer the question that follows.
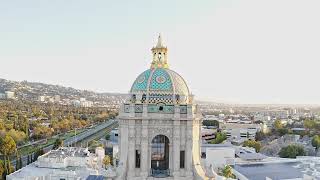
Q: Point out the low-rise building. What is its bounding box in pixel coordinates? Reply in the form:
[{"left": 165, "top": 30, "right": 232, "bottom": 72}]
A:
[
  {"left": 54, "top": 95, "right": 61, "bottom": 102},
  {"left": 201, "top": 144, "right": 235, "bottom": 169},
  {"left": 0, "top": 93, "right": 6, "bottom": 99},
  {"left": 220, "top": 123, "right": 263, "bottom": 143},
  {"left": 201, "top": 128, "right": 217, "bottom": 143},
  {"left": 80, "top": 100, "right": 93, "bottom": 107},
  {"left": 7, "top": 147, "right": 115, "bottom": 180},
  {"left": 5, "top": 91, "right": 15, "bottom": 99}
]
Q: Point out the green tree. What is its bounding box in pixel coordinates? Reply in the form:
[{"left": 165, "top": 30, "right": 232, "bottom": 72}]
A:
[
  {"left": 15, "top": 154, "right": 20, "bottom": 171},
  {"left": 312, "top": 135, "right": 320, "bottom": 150},
  {"left": 7, "top": 129, "right": 27, "bottom": 145},
  {"left": 255, "top": 131, "right": 266, "bottom": 141},
  {"left": 221, "top": 165, "right": 236, "bottom": 178},
  {"left": 209, "top": 132, "right": 227, "bottom": 144},
  {"left": 304, "top": 119, "right": 316, "bottom": 130},
  {"left": 0, "top": 160, "right": 4, "bottom": 179},
  {"left": 103, "top": 155, "right": 111, "bottom": 168},
  {"left": 27, "top": 155, "right": 30, "bottom": 165},
  {"left": 202, "top": 120, "right": 219, "bottom": 128},
  {"left": 19, "top": 115, "right": 29, "bottom": 137},
  {"left": 278, "top": 128, "right": 289, "bottom": 136},
  {"left": 279, "top": 144, "right": 306, "bottom": 158},
  {"left": 19, "top": 156, "right": 22, "bottom": 169},
  {"left": 274, "top": 119, "right": 283, "bottom": 130},
  {"left": 243, "top": 140, "right": 262, "bottom": 152},
  {"left": 105, "top": 134, "right": 111, "bottom": 140},
  {"left": 0, "top": 120, "right": 5, "bottom": 131},
  {"left": 33, "top": 125, "right": 53, "bottom": 139},
  {"left": 53, "top": 139, "right": 64, "bottom": 150},
  {"left": 0, "top": 135, "right": 17, "bottom": 175},
  {"left": 33, "top": 148, "right": 45, "bottom": 161}
]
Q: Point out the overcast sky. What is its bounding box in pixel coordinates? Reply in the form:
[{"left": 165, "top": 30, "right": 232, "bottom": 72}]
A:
[{"left": 1, "top": 0, "right": 320, "bottom": 104}]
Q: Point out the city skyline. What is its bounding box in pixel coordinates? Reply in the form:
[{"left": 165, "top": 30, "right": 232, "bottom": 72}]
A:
[{"left": 1, "top": 0, "right": 320, "bottom": 104}]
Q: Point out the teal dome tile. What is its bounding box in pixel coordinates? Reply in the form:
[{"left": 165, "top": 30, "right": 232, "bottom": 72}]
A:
[
  {"left": 130, "top": 67, "right": 189, "bottom": 96},
  {"left": 150, "top": 68, "right": 173, "bottom": 91},
  {"left": 131, "top": 69, "right": 151, "bottom": 92}
]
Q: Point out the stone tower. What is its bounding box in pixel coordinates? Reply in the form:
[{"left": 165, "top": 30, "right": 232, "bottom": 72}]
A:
[{"left": 116, "top": 35, "right": 210, "bottom": 180}]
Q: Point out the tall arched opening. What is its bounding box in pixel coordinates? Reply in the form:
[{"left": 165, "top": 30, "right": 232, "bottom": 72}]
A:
[{"left": 150, "top": 135, "right": 170, "bottom": 177}]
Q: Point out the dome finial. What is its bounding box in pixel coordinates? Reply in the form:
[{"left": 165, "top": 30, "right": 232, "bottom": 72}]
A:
[
  {"left": 156, "top": 33, "right": 164, "bottom": 47},
  {"left": 151, "top": 34, "right": 168, "bottom": 69}
]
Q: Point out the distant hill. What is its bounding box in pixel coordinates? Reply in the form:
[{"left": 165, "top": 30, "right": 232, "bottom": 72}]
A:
[{"left": 0, "top": 78, "right": 127, "bottom": 103}]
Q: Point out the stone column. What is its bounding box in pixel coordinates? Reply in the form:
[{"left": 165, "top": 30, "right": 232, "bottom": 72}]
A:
[
  {"left": 140, "top": 119, "right": 149, "bottom": 177},
  {"left": 174, "top": 105, "right": 180, "bottom": 119},
  {"left": 127, "top": 120, "right": 136, "bottom": 177},
  {"left": 129, "top": 104, "right": 135, "bottom": 118},
  {"left": 173, "top": 120, "right": 180, "bottom": 177},
  {"left": 169, "top": 142, "right": 173, "bottom": 174},
  {"left": 185, "top": 121, "right": 193, "bottom": 176}
]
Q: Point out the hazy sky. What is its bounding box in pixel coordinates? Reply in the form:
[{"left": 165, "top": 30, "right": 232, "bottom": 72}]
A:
[{"left": 1, "top": 0, "right": 320, "bottom": 104}]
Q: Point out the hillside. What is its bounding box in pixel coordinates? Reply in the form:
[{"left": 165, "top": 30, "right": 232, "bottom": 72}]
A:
[{"left": 0, "top": 78, "right": 127, "bottom": 104}]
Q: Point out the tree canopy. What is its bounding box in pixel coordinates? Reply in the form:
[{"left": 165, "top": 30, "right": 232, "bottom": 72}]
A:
[
  {"left": 0, "top": 135, "right": 17, "bottom": 156},
  {"left": 202, "top": 120, "right": 219, "bottom": 128},
  {"left": 312, "top": 135, "right": 320, "bottom": 150},
  {"left": 243, "top": 140, "right": 262, "bottom": 152},
  {"left": 274, "top": 119, "right": 283, "bottom": 130},
  {"left": 221, "top": 165, "right": 236, "bottom": 178},
  {"left": 0, "top": 160, "right": 4, "bottom": 179},
  {"left": 209, "top": 132, "right": 227, "bottom": 144},
  {"left": 53, "top": 139, "right": 64, "bottom": 150},
  {"left": 279, "top": 144, "right": 305, "bottom": 158},
  {"left": 103, "top": 155, "right": 112, "bottom": 168}
]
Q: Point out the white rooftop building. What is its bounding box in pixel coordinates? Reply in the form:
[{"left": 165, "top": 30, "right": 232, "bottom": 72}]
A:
[{"left": 7, "top": 147, "right": 115, "bottom": 180}]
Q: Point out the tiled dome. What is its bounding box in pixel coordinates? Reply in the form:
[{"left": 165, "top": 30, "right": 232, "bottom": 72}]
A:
[
  {"left": 128, "top": 34, "right": 191, "bottom": 104},
  {"left": 130, "top": 68, "right": 189, "bottom": 96}
]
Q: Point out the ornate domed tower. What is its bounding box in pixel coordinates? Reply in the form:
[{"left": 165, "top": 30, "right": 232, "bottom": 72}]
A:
[{"left": 116, "top": 35, "right": 210, "bottom": 180}]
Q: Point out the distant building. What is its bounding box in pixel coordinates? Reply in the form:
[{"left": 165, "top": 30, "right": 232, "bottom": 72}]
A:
[
  {"left": 71, "top": 99, "right": 93, "bottom": 107},
  {"left": 54, "top": 95, "right": 61, "bottom": 102},
  {"left": 251, "top": 109, "right": 289, "bottom": 119},
  {"left": 48, "top": 97, "right": 55, "bottom": 103},
  {"left": 220, "top": 123, "right": 263, "bottom": 143},
  {"left": 72, "top": 100, "right": 81, "bottom": 107},
  {"left": 80, "top": 100, "right": 93, "bottom": 107},
  {"left": 203, "top": 115, "right": 218, "bottom": 121},
  {"left": 0, "top": 93, "right": 6, "bottom": 99},
  {"left": 38, "top": 96, "right": 46, "bottom": 102},
  {"left": 5, "top": 91, "right": 15, "bottom": 99},
  {"left": 201, "top": 128, "right": 217, "bottom": 143}
]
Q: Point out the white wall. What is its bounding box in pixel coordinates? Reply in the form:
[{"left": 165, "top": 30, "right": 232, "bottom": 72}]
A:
[{"left": 205, "top": 147, "right": 235, "bottom": 169}]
